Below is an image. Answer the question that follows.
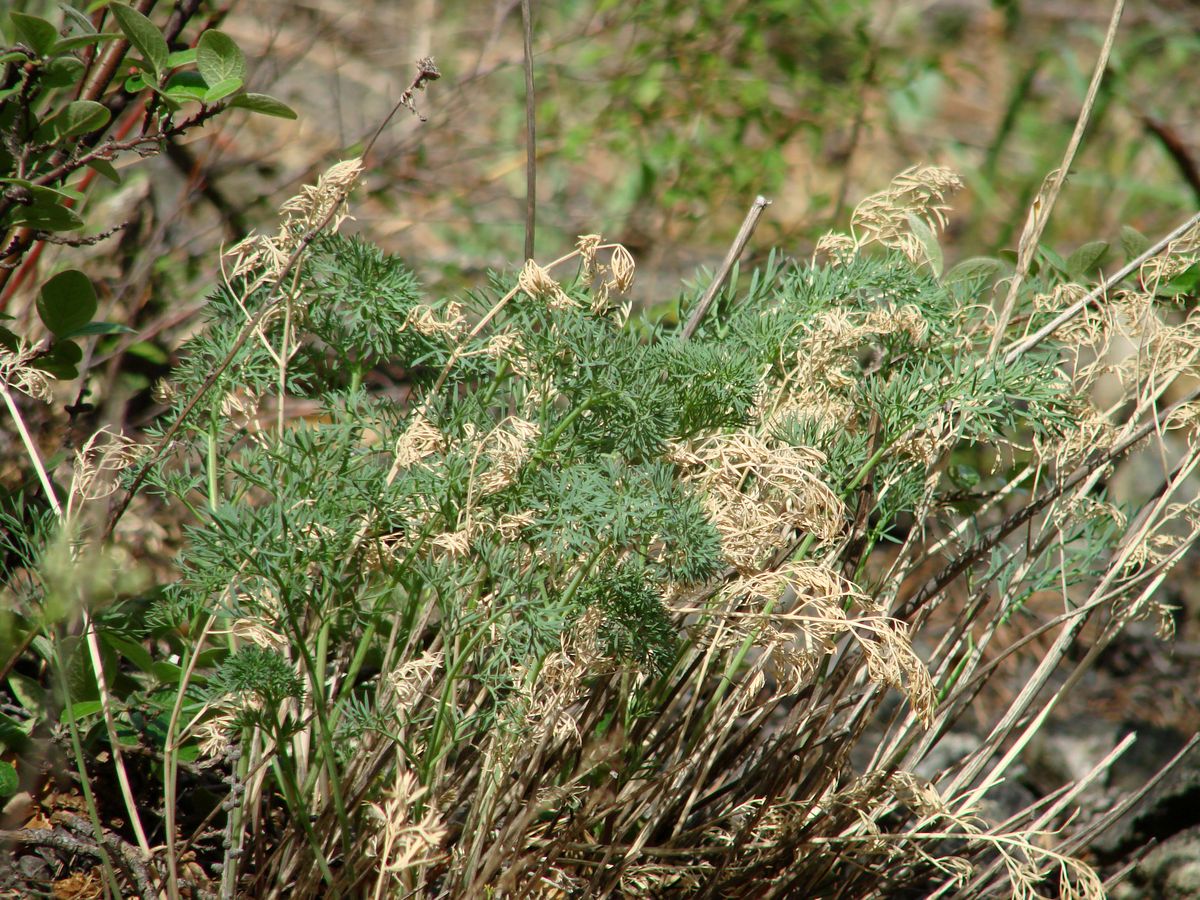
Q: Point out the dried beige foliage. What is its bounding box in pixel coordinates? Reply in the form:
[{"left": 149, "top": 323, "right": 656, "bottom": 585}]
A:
[{"left": 0, "top": 342, "right": 53, "bottom": 402}]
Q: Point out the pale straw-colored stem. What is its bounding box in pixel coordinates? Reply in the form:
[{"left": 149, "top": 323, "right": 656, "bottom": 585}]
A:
[{"left": 989, "top": 0, "right": 1125, "bottom": 356}]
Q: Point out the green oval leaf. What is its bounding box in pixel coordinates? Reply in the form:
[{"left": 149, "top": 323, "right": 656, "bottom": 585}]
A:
[
  {"left": 0, "top": 711, "right": 33, "bottom": 754},
  {"left": 906, "top": 213, "right": 943, "bottom": 276},
  {"left": 63, "top": 699, "right": 104, "bottom": 723},
  {"left": 10, "top": 12, "right": 59, "bottom": 56},
  {"left": 53, "top": 33, "right": 120, "bottom": 54},
  {"left": 9, "top": 194, "right": 84, "bottom": 232},
  {"left": 203, "top": 76, "right": 243, "bottom": 104},
  {"left": 1160, "top": 262, "right": 1200, "bottom": 299},
  {"left": 166, "top": 47, "right": 198, "bottom": 68},
  {"left": 944, "top": 256, "right": 1004, "bottom": 288},
  {"left": 1120, "top": 225, "right": 1151, "bottom": 262},
  {"left": 109, "top": 3, "right": 168, "bottom": 77},
  {"left": 37, "top": 269, "right": 98, "bottom": 336},
  {"left": 34, "top": 340, "right": 82, "bottom": 379},
  {"left": 87, "top": 158, "right": 122, "bottom": 183},
  {"left": 163, "top": 71, "right": 210, "bottom": 103},
  {"left": 56, "top": 100, "right": 112, "bottom": 138},
  {"left": 61, "top": 5, "right": 98, "bottom": 35},
  {"left": 42, "top": 55, "right": 86, "bottom": 88},
  {"left": 1066, "top": 240, "right": 1109, "bottom": 278},
  {"left": 7, "top": 673, "right": 48, "bottom": 717},
  {"left": 229, "top": 92, "right": 297, "bottom": 119},
  {"left": 1037, "top": 244, "right": 1068, "bottom": 274},
  {"left": 197, "top": 30, "right": 246, "bottom": 86},
  {"left": 61, "top": 320, "right": 134, "bottom": 339}
]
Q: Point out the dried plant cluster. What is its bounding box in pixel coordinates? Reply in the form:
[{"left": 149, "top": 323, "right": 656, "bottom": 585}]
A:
[{"left": 3, "top": 161, "right": 1199, "bottom": 900}]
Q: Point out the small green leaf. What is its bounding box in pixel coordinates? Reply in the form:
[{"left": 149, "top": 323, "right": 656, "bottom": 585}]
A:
[
  {"left": 1066, "top": 240, "right": 1108, "bottom": 278},
  {"left": 7, "top": 673, "right": 48, "bottom": 718},
  {"left": 34, "top": 340, "right": 82, "bottom": 379},
  {"left": 87, "top": 158, "right": 121, "bottom": 183},
  {"left": 163, "top": 71, "right": 210, "bottom": 103},
  {"left": 0, "top": 711, "right": 33, "bottom": 754},
  {"left": 1037, "top": 244, "right": 1068, "bottom": 274},
  {"left": 42, "top": 55, "right": 86, "bottom": 88},
  {"left": 61, "top": 320, "right": 134, "bottom": 339},
  {"left": 60, "top": 5, "right": 98, "bottom": 35},
  {"left": 9, "top": 194, "right": 84, "bottom": 232},
  {"left": 196, "top": 30, "right": 246, "bottom": 86},
  {"left": 1159, "top": 262, "right": 1200, "bottom": 299},
  {"left": 109, "top": 3, "right": 168, "bottom": 77},
  {"left": 0, "top": 51, "right": 31, "bottom": 66},
  {"left": 944, "top": 257, "right": 1004, "bottom": 288},
  {"left": 203, "top": 76, "right": 243, "bottom": 104},
  {"left": 37, "top": 269, "right": 98, "bottom": 336},
  {"left": 166, "top": 47, "right": 198, "bottom": 69},
  {"left": 56, "top": 100, "right": 112, "bottom": 138},
  {"left": 10, "top": 12, "right": 59, "bottom": 56},
  {"left": 0, "top": 760, "right": 17, "bottom": 798},
  {"left": 229, "top": 92, "right": 297, "bottom": 119},
  {"left": 53, "top": 32, "right": 120, "bottom": 54},
  {"left": 151, "top": 660, "right": 184, "bottom": 683},
  {"left": 1120, "top": 225, "right": 1151, "bottom": 262},
  {"left": 949, "top": 463, "right": 981, "bottom": 489},
  {"left": 63, "top": 699, "right": 104, "bottom": 722},
  {"left": 101, "top": 633, "right": 155, "bottom": 673},
  {"left": 906, "top": 213, "right": 943, "bottom": 276}
]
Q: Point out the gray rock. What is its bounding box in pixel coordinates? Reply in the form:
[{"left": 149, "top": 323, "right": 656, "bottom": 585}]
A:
[{"left": 1111, "top": 826, "right": 1200, "bottom": 900}]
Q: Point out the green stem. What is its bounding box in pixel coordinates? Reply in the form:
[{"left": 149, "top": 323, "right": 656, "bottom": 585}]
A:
[
  {"left": 272, "top": 735, "right": 336, "bottom": 886},
  {"left": 51, "top": 633, "right": 123, "bottom": 898},
  {"left": 288, "top": 619, "right": 354, "bottom": 860},
  {"left": 207, "top": 409, "right": 220, "bottom": 510},
  {"left": 530, "top": 395, "right": 594, "bottom": 465}
]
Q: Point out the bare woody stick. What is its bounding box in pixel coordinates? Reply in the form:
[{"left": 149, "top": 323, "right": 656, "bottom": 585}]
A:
[{"left": 681, "top": 195, "right": 771, "bottom": 341}]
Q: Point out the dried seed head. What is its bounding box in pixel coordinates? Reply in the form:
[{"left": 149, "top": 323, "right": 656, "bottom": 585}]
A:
[
  {"left": 152, "top": 378, "right": 178, "bottom": 405},
  {"left": 0, "top": 342, "right": 53, "bottom": 402},
  {"left": 71, "top": 428, "right": 141, "bottom": 502},
  {"left": 431, "top": 527, "right": 471, "bottom": 556},
  {"left": 476, "top": 417, "right": 541, "bottom": 494},
  {"left": 386, "top": 651, "right": 444, "bottom": 712},
  {"left": 851, "top": 165, "right": 962, "bottom": 252},
  {"left": 401, "top": 302, "right": 465, "bottom": 338},
  {"left": 197, "top": 710, "right": 239, "bottom": 759},
  {"left": 813, "top": 231, "right": 857, "bottom": 266},
  {"left": 518, "top": 259, "right": 579, "bottom": 311},
  {"left": 393, "top": 413, "right": 442, "bottom": 469},
  {"left": 576, "top": 233, "right": 603, "bottom": 284},
  {"left": 227, "top": 157, "right": 363, "bottom": 281},
  {"left": 609, "top": 244, "right": 636, "bottom": 293}
]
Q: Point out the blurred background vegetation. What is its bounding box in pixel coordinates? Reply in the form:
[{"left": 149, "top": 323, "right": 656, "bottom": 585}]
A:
[
  {"left": 12, "top": 0, "right": 1196, "bottom": 323},
  {"left": 139, "top": 0, "right": 1200, "bottom": 280}
]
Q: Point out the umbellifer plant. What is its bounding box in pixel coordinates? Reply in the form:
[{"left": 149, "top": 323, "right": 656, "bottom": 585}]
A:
[{"left": 3, "top": 156, "right": 1199, "bottom": 898}]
